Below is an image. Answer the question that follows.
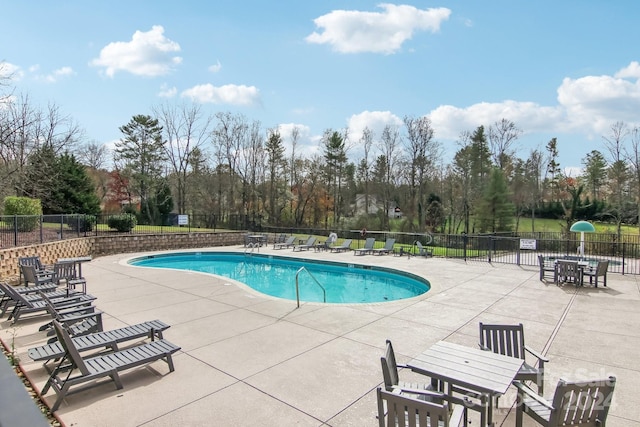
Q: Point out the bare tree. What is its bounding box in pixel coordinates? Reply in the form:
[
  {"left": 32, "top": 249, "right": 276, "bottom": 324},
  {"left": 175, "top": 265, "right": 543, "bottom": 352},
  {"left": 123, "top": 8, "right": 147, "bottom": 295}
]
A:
[
  {"left": 625, "top": 126, "right": 640, "bottom": 234},
  {"left": 488, "top": 118, "right": 521, "bottom": 170},
  {"left": 357, "top": 127, "right": 374, "bottom": 218},
  {"left": 376, "top": 124, "right": 402, "bottom": 230},
  {"left": 211, "top": 112, "right": 247, "bottom": 218},
  {"left": 287, "top": 126, "right": 301, "bottom": 222},
  {"left": 403, "top": 115, "right": 440, "bottom": 230},
  {"left": 602, "top": 121, "right": 631, "bottom": 237},
  {"left": 154, "top": 103, "right": 212, "bottom": 214},
  {"left": 0, "top": 94, "right": 81, "bottom": 197},
  {"left": 0, "top": 61, "right": 16, "bottom": 105},
  {"left": 77, "top": 140, "right": 109, "bottom": 170}
]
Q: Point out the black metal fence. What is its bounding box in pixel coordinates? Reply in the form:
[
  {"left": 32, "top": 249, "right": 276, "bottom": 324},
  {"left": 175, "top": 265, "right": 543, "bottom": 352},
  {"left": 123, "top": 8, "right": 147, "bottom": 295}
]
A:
[{"left": 2, "top": 214, "right": 639, "bottom": 274}]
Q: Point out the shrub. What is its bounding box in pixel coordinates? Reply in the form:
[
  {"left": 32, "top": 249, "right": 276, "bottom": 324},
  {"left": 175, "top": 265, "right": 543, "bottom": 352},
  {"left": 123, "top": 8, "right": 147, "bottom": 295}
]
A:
[
  {"left": 107, "top": 214, "right": 137, "bottom": 232},
  {"left": 66, "top": 214, "right": 96, "bottom": 232},
  {"left": 3, "top": 196, "right": 42, "bottom": 231}
]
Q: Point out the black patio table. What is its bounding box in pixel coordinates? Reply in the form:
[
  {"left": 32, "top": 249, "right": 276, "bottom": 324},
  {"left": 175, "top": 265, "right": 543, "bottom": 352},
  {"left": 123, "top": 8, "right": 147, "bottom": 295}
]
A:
[{"left": 407, "top": 340, "right": 524, "bottom": 427}]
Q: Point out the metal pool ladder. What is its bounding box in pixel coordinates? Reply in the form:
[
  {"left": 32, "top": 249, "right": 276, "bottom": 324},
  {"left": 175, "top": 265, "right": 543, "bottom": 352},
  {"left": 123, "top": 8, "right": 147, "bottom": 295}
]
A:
[
  {"left": 295, "top": 267, "right": 326, "bottom": 307},
  {"left": 244, "top": 242, "right": 259, "bottom": 254}
]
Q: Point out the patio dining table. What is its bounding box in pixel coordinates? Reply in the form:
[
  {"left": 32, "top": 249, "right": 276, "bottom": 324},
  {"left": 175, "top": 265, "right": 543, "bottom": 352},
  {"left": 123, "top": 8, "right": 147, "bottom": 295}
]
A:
[{"left": 407, "top": 340, "right": 524, "bottom": 427}]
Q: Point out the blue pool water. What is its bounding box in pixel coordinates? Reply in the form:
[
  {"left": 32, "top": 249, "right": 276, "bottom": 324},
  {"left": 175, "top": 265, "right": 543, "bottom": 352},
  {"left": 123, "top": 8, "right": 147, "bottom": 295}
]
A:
[{"left": 129, "top": 252, "right": 430, "bottom": 304}]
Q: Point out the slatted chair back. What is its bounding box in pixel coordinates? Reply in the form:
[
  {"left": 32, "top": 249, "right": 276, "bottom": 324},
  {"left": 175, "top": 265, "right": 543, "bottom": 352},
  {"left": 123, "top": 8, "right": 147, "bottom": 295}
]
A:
[
  {"left": 556, "top": 260, "right": 581, "bottom": 284},
  {"left": 595, "top": 260, "right": 609, "bottom": 276},
  {"left": 377, "top": 388, "right": 452, "bottom": 427},
  {"left": 381, "top": 340, "right": 400, "bottom": 390},
  {"left": 20, "top": 265, "right": 52, "bottom": 287},
  {"left": 19, "top": 256, "right": 45, "bottom": 270},
  {"left": 538, "top": 255, "right": 556, "bottom": 280},
  {"left": 363, "top": 237, "right": 375, "bottom": 249},
  {"left": 52, "top": 320, "right": 92, "bottom": 376},
  {"left": 547, "top": 376, "right": 616, "bottom": 426},
  {"left": 52, "top": 261, "right": 77, "bottom": 285},
  {"left": 479, "top": 322, "right": 526, "bottom": 360}
]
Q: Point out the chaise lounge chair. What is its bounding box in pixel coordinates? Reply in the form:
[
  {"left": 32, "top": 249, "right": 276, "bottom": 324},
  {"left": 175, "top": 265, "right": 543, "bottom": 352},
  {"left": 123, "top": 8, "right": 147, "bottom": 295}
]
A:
[
  {"left": 0, "top": 282, "right": 96, "bottom": 323},
  {"left": 354, "top": 237, "right": 375, "bottom": 256},
  {"left": 415, "top": 241, "right": 433, "bottom": 257},
  {"left": 39, "top": 293, "right": 104, "bottom": 339},
  {"left": 42, "top": 320, "right": 181, "bottom": 412},
  {"left": 293, "top": 236, "right": 316, "bottom": 251},
  {"left": 0, "top": 281, "right": 58, "bottom": 316},
  {"left": 372, "top": 238, "right": 395, "bottom": 255},
  {"left": 28, "top": 319, "right": 171, "bottom": 367},
  {"left": 273, "top": 236, "right": 296, "bottom": 249},
  {"left": 330, "top": 238, "right": 352, "bottom": 252}
]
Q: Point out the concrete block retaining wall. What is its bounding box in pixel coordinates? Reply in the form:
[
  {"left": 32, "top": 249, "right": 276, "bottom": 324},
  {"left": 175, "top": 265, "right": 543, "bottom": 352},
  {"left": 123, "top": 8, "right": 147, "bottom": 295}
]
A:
[{"left": 0, "top": 232, "right": 245, "bottom": 284}]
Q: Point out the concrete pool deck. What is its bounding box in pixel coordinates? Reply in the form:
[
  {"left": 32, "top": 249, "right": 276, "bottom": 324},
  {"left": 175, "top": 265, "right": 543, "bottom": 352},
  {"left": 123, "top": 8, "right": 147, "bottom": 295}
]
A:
[{"left": 2, "top": 245, "right": 640, "bottom": 426}]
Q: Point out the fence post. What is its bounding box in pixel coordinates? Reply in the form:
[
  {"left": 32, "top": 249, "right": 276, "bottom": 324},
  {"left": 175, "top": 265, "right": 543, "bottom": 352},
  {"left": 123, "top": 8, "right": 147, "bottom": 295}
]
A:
[
  {"left": 463, "top": 233, "right": 467, "bottom": 261},
  {"left": 13, "top": 215, "right": 18, "bottom": 246},
  {"left": 622, "top": 242, "right": 626, "bottom": 275}
]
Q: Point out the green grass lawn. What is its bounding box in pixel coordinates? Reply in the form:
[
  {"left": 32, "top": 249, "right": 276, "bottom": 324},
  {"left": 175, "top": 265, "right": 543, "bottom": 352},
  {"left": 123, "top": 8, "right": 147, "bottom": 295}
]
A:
[{"left": 515, "top": 217, "right": 640, "bottom": 235}]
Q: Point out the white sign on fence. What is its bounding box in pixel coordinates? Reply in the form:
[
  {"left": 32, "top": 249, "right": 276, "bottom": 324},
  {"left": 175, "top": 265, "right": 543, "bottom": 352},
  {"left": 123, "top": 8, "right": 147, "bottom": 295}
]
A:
[
  {"left": 519, "top": 239, "right": 537, "bottom": 250},
  {"left": 178, "top": 215, "right": 189, "bottom": 226}
]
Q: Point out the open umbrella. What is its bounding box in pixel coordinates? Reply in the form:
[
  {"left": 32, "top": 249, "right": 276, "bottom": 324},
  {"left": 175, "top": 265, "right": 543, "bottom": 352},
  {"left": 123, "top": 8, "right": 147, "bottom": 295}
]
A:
[{"left": 570, "top": 221, "right": 596, "bottom": 258}]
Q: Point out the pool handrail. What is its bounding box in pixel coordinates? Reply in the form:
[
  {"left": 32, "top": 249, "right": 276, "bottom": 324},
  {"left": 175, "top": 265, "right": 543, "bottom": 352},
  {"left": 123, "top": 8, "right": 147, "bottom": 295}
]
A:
[{"left": 295, "top": 267, "right": 326, "bottom": 307}]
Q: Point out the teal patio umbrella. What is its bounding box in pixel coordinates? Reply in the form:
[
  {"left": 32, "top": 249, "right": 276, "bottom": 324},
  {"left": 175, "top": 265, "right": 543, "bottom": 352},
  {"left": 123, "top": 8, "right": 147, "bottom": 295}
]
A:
[{"left": 570, "top": 221, "right": 596, "bottom": 258}]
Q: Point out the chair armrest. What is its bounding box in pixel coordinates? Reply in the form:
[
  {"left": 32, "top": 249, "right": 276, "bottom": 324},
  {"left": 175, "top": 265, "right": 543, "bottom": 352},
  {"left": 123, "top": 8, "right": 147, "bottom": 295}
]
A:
[
  {"left": 51, "top": 300, "right": 94, "bottom": 311},
  {"left": 524, "top": 345, "right": 549, "bottom": 363},
  {"left": 59, "top": 310, "right": 103, "bottom": 324},
  {"left": 54, "top": 304, "right": 96, "bottom": 317},
  {"left": 391, "top": 386, "right": 444, "bottom": 399},
  {"left": 513, "top": 381, "right": 553, "bottom": 410}
]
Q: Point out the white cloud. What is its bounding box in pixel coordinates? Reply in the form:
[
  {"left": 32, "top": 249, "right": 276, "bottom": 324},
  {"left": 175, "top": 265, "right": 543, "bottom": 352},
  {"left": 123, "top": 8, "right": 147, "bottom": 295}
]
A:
[
  {"left": 276, "top": 123, "right": 318, "bottom": 157},
  {"left": 90, "top": 25, "right": 182, "bottom": 77},
  {"left": 615, "top": 61, "right": 640, "bottom": 79},
  {"left": 426, "top": 61, "right": 640, "bottom": 143},
  {"left": 347, "top": 110, "right": 404, "bottom": 143},
  {"left": 42, "top": 66, "right": 75, "bottom": 83},
  {"left": 208, "top": 60, "right": 222, "bottom": 73},
  {"left": 429, "top": 101, "right": 564, "bottom": 140},
  {"left": 305, "top": 4, "right": 451, "bottom": 54},
  {"left": 0, "top": 62, "right": 24, "bottom": 81},
  {"left": 181, "top": 83, "right": 260, "bottom": 106},
  {"left": 557, "top": 72, "right": 640, "bottom": 135},
  {"left": 158, "top": 83, "right": 177, "bottom": 98}
]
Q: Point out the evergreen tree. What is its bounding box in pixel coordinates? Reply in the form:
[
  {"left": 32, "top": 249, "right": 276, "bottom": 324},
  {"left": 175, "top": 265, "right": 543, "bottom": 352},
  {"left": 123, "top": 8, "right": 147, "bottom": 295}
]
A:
[
  {"left": 582, "top": 150, "right": 607, "bottom": 201},
  {"left": 265, "top": 129, "right": 286, "bottom": 223},
  {"left": 322, "top": 130, "right": 347, "bottom": 227},
  {"left": 115, "top": 115, "right": 166, "bottom": 224},
  {"left": 51, "top": 153, "right": 101, "bottom": 215},
  {"left": 476, "top": 168, "right": 514, "bottom": 232}
]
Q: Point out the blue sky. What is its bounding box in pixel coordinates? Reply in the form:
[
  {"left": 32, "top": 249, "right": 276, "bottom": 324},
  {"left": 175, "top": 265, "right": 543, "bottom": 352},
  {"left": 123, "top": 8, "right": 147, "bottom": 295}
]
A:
[{"left": 3, "top": 1, "right": 640, "bottom": 172}]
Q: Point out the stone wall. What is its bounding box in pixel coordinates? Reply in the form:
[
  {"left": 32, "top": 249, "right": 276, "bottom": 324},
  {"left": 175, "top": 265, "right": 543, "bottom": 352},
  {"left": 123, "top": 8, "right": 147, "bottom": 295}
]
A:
[{"left": 1, "top": 232, "right": 245, "bottom": 284}]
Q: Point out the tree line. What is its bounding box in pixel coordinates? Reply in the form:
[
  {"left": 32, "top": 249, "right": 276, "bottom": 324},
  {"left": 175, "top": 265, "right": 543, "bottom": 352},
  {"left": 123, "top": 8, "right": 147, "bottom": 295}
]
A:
[{"left": 2, "top": 68, "right": 640, "bottom": 235}]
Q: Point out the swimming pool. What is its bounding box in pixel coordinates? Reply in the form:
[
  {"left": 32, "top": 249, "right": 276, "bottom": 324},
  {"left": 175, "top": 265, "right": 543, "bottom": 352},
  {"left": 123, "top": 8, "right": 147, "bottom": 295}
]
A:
[{"left": 129, "top": 252, "right": 430, "bottom": 304}]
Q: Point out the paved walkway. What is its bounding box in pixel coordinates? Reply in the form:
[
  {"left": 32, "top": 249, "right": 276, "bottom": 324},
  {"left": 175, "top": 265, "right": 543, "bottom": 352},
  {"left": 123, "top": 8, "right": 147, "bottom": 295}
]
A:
[{"left": 2, "top": 246, "right": 640, "bottom": 426}]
